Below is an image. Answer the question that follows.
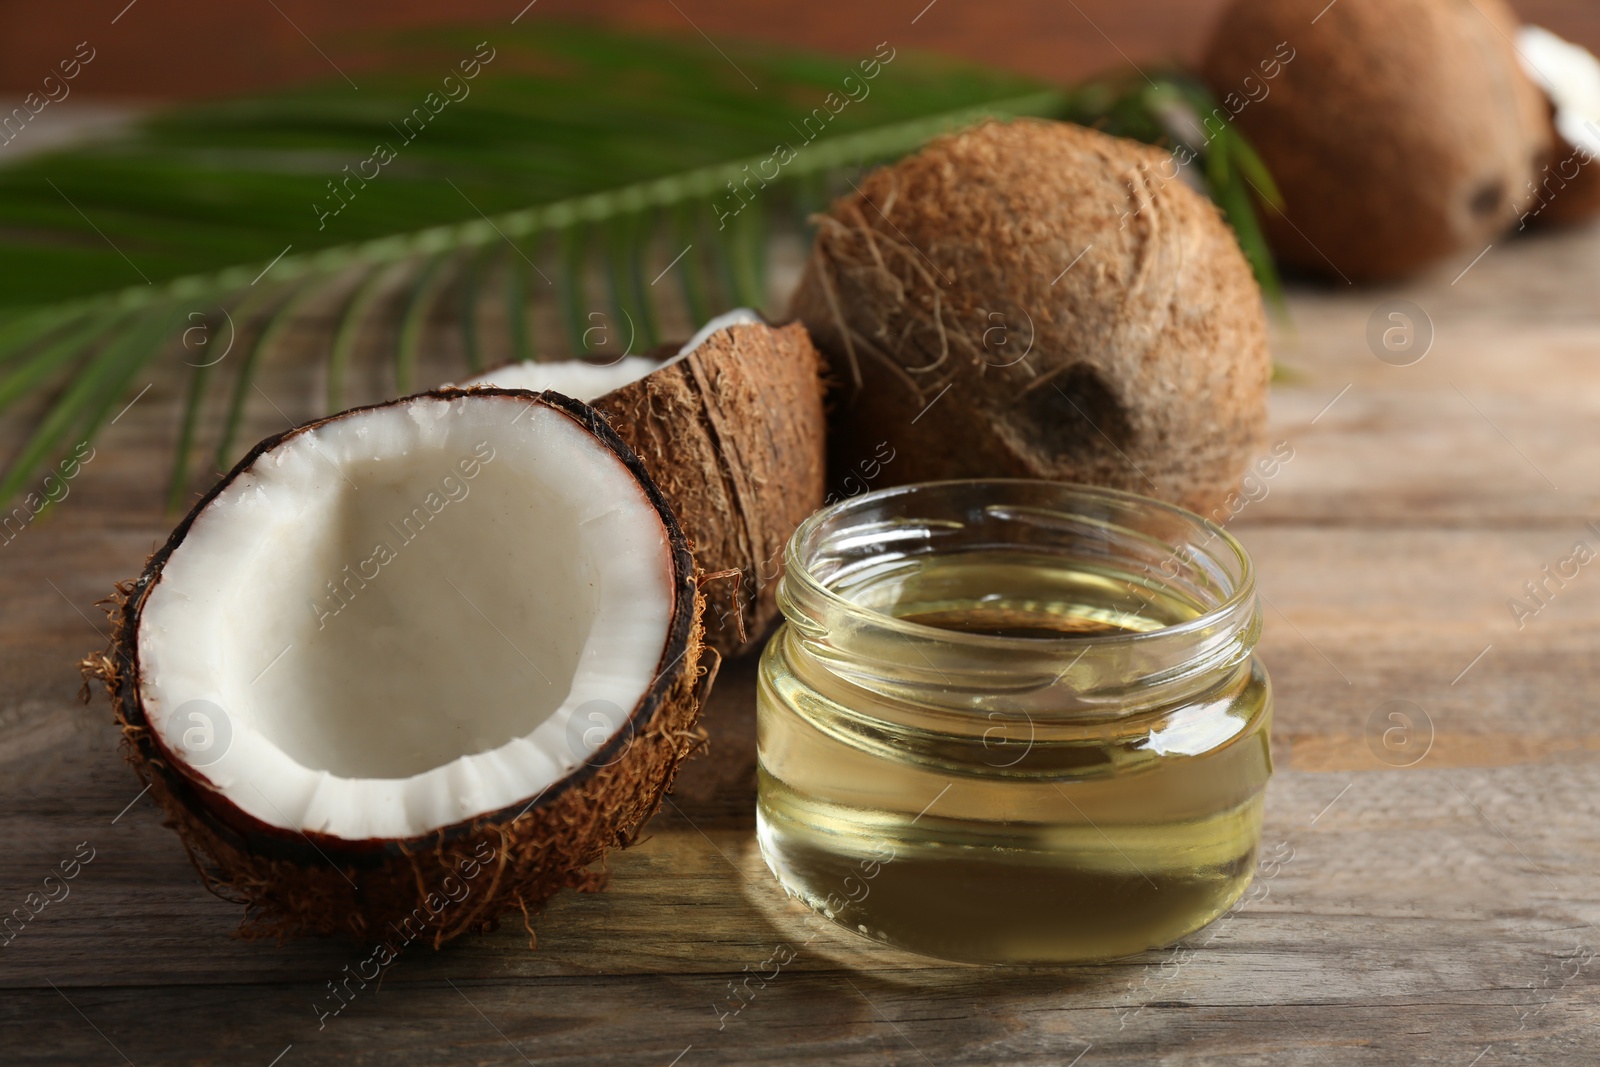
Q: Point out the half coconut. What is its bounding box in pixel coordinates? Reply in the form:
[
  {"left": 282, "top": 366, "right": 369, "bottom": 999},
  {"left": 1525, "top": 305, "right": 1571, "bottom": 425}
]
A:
[
  {"left": 454, "top": 310, "right": 827, "bottom": 658},
  {"left": 86, "top": 390, "right": 706, "bottom": 945},
  {"left": 1518, "top": 25, "right": 1600, "bottom": 226}
]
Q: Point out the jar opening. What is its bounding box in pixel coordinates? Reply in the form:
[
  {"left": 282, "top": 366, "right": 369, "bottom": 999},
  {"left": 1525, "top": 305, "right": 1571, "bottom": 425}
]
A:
[
  {"left": 776, "top": 480, "right": 1261, "bottom": 717},
  {"left": 788, "top": 481, "right": 1252, "bottom": 645}
]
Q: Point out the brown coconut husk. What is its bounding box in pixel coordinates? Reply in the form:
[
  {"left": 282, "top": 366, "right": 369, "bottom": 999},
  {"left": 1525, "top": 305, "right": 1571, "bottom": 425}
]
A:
[
  {"left": 81, "top": 391, "right": 710, "bottom": 947},
  {"left": 1526, "top": 131, "right": 1600, "bottom": 227},
  {"left": 462, "top": 322, "right": 827, "bottom": 658},
  {"left": 596, "top": 323, "right": 825, "bottom": 658},
  {"left": 1202, "top": 0, "right": 1550, "bottom": 281},
  {"left": 789, "top": 118, "right": 1270, "bottom": 517}
]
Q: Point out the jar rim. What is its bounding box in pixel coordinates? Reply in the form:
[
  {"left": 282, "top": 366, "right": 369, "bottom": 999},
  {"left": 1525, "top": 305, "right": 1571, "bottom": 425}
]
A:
[{"left": 783, "top": 479, "right": 1256, "bottom": 651}]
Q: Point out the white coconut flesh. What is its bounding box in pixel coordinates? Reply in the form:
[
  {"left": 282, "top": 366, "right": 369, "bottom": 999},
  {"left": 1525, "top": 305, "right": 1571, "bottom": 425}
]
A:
[
  {"left": 457, "top": 308, "right": 763, "bottom": 397},
  {"left": 136, "top": 394, "right": 676, "bottom": 842},
  {"left": 1519, "top": 26, "right": 1600, "bottom": 155}
]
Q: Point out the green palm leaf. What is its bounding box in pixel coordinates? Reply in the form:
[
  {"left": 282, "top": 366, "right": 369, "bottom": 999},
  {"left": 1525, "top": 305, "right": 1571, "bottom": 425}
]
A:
[{"left": 0, "top": 24, "right": 1281, "bottom": 508}]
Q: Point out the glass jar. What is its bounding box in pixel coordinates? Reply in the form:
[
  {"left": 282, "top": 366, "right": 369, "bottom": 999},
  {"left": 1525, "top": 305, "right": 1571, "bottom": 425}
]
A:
[{"left": 755, "top": 480, "right": 1272, "bottom": 965}]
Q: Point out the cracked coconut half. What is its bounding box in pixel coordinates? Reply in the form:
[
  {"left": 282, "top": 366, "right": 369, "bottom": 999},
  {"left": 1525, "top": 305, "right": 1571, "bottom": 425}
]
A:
[
  {"left": 1518, "top": 25, "right": 1600, "bottom": 226},
  {"left": 454, "top": 310, "right": 827, "bottom": 658},
  {"left": 86, "top": 390, "right": 707, "bottom": 945}
]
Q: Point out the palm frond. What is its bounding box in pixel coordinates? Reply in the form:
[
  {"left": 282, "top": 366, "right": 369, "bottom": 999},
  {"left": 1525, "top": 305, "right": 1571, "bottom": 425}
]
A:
[
  {"left": 458, "top": 245, "right": 491, "bottom": 374},
  {"left": 0, "top": 24, "right": 1283, "bottom": 509},
  {"left": 395, "top": 254, "right": 452, "bottom": 395},
  {"left": 327, "top": 267, "right": 390, "bottom": 413},
  {"left": 213, "top": 280, "right": 310, "bottom": 472}
]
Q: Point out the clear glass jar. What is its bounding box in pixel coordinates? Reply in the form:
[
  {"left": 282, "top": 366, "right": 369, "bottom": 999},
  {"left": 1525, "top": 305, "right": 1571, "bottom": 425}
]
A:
[{"left": 755, "top": 480, "right": 1272, "bottom": 964}]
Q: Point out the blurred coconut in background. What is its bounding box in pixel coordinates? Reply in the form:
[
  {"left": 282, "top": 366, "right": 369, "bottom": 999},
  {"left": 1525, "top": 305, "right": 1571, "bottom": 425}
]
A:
[
  {"left": 1202, "top": 0, "right": 1551, "bottom": 282},
  {"left": 1517, "top": 24, "right": 1600, "bottom": 226}
]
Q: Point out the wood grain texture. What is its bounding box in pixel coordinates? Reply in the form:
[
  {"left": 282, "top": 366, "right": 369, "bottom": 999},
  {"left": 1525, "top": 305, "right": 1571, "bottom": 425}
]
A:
[
  {"left": 4, "top": 173, "right": 1600, "bottom": 1067},
  {"left": 3, "top": 1, "right": 1597, "bottom": 102}
]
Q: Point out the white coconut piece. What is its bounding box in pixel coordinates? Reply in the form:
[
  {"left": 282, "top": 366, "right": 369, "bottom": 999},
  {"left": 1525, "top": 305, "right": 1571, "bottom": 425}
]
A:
[
  {"left": 456, "top": 308, "right": 763, "bottom": 398},
  {"left": 1519, "top": 25, "right": 1600, "bottom": 155},
  {"left": 135, "top": 393, "right": 677, "bottom": 842},
  {"left": 442, "top": 307, "right": 827, "bottom": 658}
]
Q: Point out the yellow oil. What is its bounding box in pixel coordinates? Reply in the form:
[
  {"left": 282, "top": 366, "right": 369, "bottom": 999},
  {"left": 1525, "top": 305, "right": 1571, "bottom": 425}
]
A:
[{"left": 756, "top": 552, "right": 1272, "bottom": 964}]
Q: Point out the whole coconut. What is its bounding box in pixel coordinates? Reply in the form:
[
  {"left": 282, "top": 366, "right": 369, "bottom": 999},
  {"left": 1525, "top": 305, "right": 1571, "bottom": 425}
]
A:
[
  {"left": 790, "top": 118, "right": 1270, "bottom": 516},
  {"left": 1201, "top": 0, "right": 1550, "bottom": 281}
]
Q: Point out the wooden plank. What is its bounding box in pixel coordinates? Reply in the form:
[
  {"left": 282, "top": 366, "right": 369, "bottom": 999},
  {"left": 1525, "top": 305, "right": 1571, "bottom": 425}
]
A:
[
  {"left": 1, "top": 761, "right": 1597, "bottom": 1063},
  {"left": 3, "top": 760, "right": 1597, "bottom": 987},
  {"left": 6, "top": 143, "right": 1600, "bottom": 1067}
]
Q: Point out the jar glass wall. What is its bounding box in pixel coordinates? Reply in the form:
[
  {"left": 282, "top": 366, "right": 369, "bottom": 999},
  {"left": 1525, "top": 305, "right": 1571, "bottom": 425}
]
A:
[{"left": 755, "top": 480, "right": 1272, "bottom": 965}]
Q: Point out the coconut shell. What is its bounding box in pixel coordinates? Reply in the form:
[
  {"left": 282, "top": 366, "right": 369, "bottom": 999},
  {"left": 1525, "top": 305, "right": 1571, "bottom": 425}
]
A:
[
  {"left": 1516, "top": 27, "right": 1600, "bottom": 228},
  {"left": 1527, "top": 133, "right": 1600, "bottom": 227},
  {"left": 595, "top": 323, "right": 825, "bottom": 658},
  {"left": 789, "top": 118, "right": 1270, "bottom": 517},
  {"left": 1201, "top": 0, "right": 1550, "bottom": 281},
  {"left": 463, "top": 322, "right": 828, "bottom": 658},
  {"left": 82, "top": 391, "right": 710, "bottom": 947}
]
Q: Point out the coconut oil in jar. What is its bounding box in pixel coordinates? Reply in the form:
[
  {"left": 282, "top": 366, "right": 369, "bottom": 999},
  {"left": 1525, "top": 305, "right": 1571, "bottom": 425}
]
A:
[{"left": 756, "top": 481, "right": 1272, "bottom": 964}]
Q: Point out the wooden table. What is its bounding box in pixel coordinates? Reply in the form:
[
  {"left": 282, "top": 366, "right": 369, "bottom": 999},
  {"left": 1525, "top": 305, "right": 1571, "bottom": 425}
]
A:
[
  {"left": 6, "top": 0, "right": 1596, "bottom": 102},
  {"left": 5, "top": 138, "right": 1600, "bottom": 1067}
]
